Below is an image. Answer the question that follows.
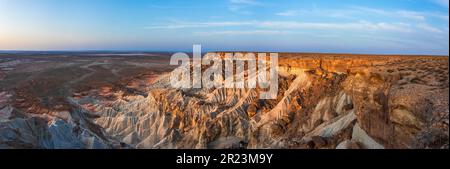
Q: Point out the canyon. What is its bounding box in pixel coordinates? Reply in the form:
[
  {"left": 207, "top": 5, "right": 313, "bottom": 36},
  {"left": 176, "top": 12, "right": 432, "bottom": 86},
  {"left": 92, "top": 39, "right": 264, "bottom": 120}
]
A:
[{"left": 0, "top": 52, "right": 448, "bottom": 149}]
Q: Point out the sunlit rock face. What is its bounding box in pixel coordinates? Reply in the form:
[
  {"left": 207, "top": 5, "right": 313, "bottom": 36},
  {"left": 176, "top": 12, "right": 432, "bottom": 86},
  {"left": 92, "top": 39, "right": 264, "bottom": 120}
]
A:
[{"left": 0, "top": 53, "right": 448, "bottom": 149}]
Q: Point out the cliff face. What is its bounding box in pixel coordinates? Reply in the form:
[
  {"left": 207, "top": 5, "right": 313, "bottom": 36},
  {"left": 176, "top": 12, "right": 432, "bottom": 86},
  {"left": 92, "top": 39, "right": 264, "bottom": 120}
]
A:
[{"left": 1, "top": 53, "right": 448, "bottom": 149}]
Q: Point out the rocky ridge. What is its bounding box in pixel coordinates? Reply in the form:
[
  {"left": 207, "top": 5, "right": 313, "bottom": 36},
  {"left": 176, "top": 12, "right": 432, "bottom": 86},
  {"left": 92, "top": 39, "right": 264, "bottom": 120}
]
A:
[{"left": 0, "top": 53, "right": 448, "bottom": 149}]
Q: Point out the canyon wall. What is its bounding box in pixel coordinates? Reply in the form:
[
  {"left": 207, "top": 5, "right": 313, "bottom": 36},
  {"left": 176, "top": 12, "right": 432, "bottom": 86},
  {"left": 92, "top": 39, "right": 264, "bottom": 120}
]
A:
[{"left": 1, "top": 53, "right": 448, "bottom": 149}]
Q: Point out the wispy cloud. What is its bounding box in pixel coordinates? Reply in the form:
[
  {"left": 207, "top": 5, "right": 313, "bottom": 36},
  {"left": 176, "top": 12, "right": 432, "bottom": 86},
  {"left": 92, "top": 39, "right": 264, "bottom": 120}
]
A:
[
  {"left": 275, "top": 6, "right": 448, "bottom": 22},
  {"left": 349, "top": 6, "right": 448, "bottom": 21},
  {"left": 397, "top": 11, "right": 426, "bottom": 21},
  {"left": 147, "top": 5, "right": 201, "bottom": 10},
  {"left": 194, "top": 30, "right": 291, "bottom": 36},
  {"left": 257, "top": 21, "right": 414, "bottom": 33},
  {"left": 146, "top": 19, "right": 446, "bottom": 34},
  {"left": 229, "top": 0, "right": 260, "bottom": 5},
  {"left": 145, "top": 20, "right": 443, "bottom": 34},
  {"left": 429, "top": 13, "right": 449, "bottom": 21},
  {"left": 276, "top": 10, "right": 300, "bottom": 16},
  {"left": 417, "top": 23, "right": 444, "bottom": 33},
  {"left": 350, "top": 6, "right": 423, "bottom": 21},
  {"left": 145, "top": 21, "right": 255, "bottom": 29}
]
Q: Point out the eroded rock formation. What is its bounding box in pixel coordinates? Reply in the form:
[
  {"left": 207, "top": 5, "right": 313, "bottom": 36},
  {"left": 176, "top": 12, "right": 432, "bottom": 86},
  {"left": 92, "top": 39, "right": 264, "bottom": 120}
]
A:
[{"left": 0, "top": 53, "right": 448, "bottom": 149}]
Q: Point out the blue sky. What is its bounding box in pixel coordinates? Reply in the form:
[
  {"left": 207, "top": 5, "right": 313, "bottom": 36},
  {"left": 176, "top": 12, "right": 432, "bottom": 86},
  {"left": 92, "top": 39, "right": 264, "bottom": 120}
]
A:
[{"left": 0, "top": 0, "right": 448, "bottom": 55}]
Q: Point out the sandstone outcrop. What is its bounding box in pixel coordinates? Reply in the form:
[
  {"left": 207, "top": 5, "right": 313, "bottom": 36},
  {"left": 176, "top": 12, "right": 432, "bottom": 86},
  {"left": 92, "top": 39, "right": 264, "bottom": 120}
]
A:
[{"left": 1, "top": 53, "right": 448, "bottom": 149}]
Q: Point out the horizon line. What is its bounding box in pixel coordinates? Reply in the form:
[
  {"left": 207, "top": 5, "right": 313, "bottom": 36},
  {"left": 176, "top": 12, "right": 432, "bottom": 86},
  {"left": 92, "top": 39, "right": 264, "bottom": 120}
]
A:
[{"left": 0, "top": 49, "right": 448, "bottom": 57}]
